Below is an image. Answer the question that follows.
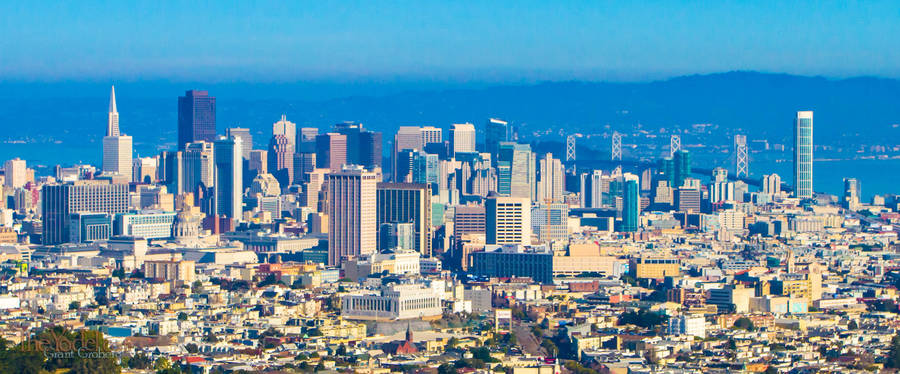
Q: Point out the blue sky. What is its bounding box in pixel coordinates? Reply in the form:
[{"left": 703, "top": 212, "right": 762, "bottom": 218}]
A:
[{"left": 2, "top": 1, "right": 899, "bottom": 83}]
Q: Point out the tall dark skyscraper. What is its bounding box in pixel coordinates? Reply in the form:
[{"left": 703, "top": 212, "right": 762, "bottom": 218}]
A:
[
  {"left": 178, "top": 90, "right": 216, "bottom": 150},
  {"left": 333, "top": 122, "right": 383, "bottom": 170},
  {"left": 376, "top": 182, "right": 432, "bottom": 256}
]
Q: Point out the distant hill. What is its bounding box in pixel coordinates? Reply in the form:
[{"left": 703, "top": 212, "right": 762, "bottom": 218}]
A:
[{"left": 1, "top": 71, "right": 898, "bottom": 149}]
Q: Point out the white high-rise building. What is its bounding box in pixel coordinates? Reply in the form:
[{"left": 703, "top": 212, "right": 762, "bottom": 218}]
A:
[
  {"left": 794, "top": 111, "right": 814, "bottom": 198},
  {"left": 102, "top": 86, "right": 133, "bottom": 179},
  {"left": 327, "top": 165, "right": 378, "bottom": 266},
  {"left": 450, "top": 123, "right": 476, "bottom": 155},
  {"left": 420, "top": 126, "right": 442, "bottom": 145},
  {"left": 102, "top": 136, "right": 133, "bottom": 178},
  {"left": 214, "top": 136, "right": 243, "bottom": 219},
  {"left": 486, "top": 195, "right": 531, "bottom": 246},
  {"left": 3, "top": 158, "right": 26, "bottom": 189},
  {"left": 763, "top": 173, "right": 781, "bottom": 196},
  {"left": 537, "top": 153, "right": 564, "bottom": 202},
  {"left": 710, "top": 181, "right": 735, "bottom": 203}
]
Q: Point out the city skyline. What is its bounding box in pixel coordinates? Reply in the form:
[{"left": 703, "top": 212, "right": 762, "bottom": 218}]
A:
[{"left": 1, "top": 3, "right": 900, "bottom": 373}]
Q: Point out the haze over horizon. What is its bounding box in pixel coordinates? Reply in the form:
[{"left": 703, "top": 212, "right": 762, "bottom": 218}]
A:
[{"left": 3, "top": 1, "right": 900, "bottom": 84}]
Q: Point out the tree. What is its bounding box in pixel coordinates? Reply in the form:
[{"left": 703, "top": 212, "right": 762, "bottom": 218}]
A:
[
  {"left": 618, "top": 309, "right": 667, "bottom": 328},
  {"left": 438, "top": 363, "right": 457, "bottom": 374},
  {"left": 69, "top": 301, "right": 80, "bottom": 310},
  {"left": 887, "top": 334, "right": 900, "bottom": 368},
  {"left": 177, "top": 312, "right": 188, "bottom": 321},
  {"left": 848, "top": 320, "right": 859, "bottom": 330},
  {"left": 447, "top": 337, "right": 460, "bottom": 349},
  {"left": 185, "top": 343, "right": 199, "bottom": 354},
  {"left": 733, "top": 317, "right": 755, "bottom": 331},
  {"left": 336, "top": 344, "right": 347, "bottom": 356},
  {"left": 154, "top": 357, "right": 173, "bottom": 371}
]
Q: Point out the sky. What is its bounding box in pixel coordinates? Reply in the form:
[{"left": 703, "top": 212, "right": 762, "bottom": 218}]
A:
[{"left": 1, "top": 1, "right": 900, "bottom": 83}]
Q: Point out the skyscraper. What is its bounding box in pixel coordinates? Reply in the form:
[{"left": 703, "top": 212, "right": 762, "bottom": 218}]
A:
[
  {"left": 102, "top": 135, "right": 133, "bottom": 179},
  {"left": 673, "top": 150, "right": 692, "bottom": 188},
  {"left": 182, "top": 141, "right": 215, "bottom": 194},
  {"left": 537, "top": 153, "right": 564, "bottom": 202},
  {"left": 298, "top": 127, "right": 319, "bottom": 153},
  {"left": 100, "top": 86, "right": 133, "bottom": 179},
  {"left": 843, "top": 178, "right": 861, "bottom": 210},
  {"left": 3, "top": 158, "right": 26, "bottom": 189},
  {"left": 621, "top": 173, "right": 640, "bottom": 232},
  {"left": 359, "top": 130, "right": 383, "bottom": 170},
  {"left": 763, "top": 173, "right": 782, "bottom": 196},
  {"left": 327, "top": 166, "right": 378, "bottom": 266},
  {"left": 177, "top": 90, "right": 216, "bottom": 149},
  {"left": 268, "top": 134, "right": 294, "bottom": 187},
  {"left": 531, "top": 202, "right": 569, "bottom": 242},
  {"left": 315, "top": 133, "right": 348, "bottom": 172},
  {"left": 214, "top": 136, "right": 243, "bottom": 219},
  {"left": 497, "top": 142, "right": 535, "bottom": 199},
  {"left": 393, "top": 127, "right": 424, "bottom": 181},
  {"left": 450, "top": 123, "right": 476, "bottom": 156},
  {"left": 376, "top": 182, "right": 432, "bottom": 256},
  {"left": 485, "top": 118, "right": 512, "bottom": 160},
  {"left": 486, "top": 195, "right": 531, "bottom": 246},
  {"left": 226, "top": 127, "right": 252, "bottom": 159},
  {"left": 41, "top": 181, "right": 129, "bottom": 244},
  {"left": 107, "top": 85, "right": 119, "bottom": 136},
  {"left": 794, "top": 111, "right": 814, "bottom": 198},
  {"left": 334, "top": 122, "right": 382, "bottom": 170},
  {"left": 273, "top": 114, "right": 297, "bottom": 150}
]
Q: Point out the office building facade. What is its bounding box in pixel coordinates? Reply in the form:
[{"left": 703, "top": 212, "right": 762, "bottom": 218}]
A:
[{"left": 177, "top": 90, "right": 216, "bottom": 149}]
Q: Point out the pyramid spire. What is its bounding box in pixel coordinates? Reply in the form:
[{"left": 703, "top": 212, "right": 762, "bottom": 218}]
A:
[
  {"left": 109, "top": 85, "right": 117, "bottom": 113},
  {"left": 107, "top": 85, "right": 120, "bottom": 136}
]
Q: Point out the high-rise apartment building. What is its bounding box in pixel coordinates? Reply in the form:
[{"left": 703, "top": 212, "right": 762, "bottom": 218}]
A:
[
  {"left": 486, "top": 195, "right": 531, "bottom": 246},
  {"left": 41, "top": 181, "right": 129, "bottom": 244},
  {"left": 177, "top": 90, "right": 216, "bottom": 149},
  {"left": 214, "top": 136, "right": 243, "bottom": 219},
  {"left": 376, "top": 183, "right": 432, "bottom": 256},
  {"left": 794, "top": 111, "right": 814, "bottom": 198},
  {"left": 450, "top": 123, "right": 476, "bottom": 156},
  {"left": 763, "top": 174, "right": 782, "bottom": 196},
  {"left": 327, "top": 166, "right": 378, "bottom": 266}
]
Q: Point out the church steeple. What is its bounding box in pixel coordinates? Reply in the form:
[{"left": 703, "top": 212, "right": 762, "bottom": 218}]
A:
[
  {"left": 107, "top": 85, "right": 120, "bottom": 136},
  {"left": 405, "top": 323, "right": 413, "bottom": 342}
]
